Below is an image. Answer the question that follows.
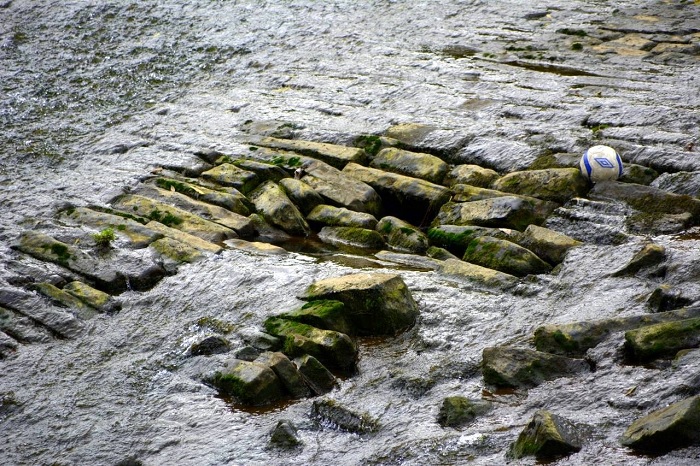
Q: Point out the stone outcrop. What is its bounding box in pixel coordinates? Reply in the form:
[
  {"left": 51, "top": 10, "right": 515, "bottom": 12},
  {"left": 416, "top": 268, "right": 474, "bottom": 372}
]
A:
[
  {"left": 299, "top": 273, "right": 419, "bottom": 336},
  {"left": 249, "top": 135, "right": 367, "bottom": 169},
  {"left": 275, "top": 300, "right": 352, "bottom": 336},
  {"left": 152, "top": 177, "right": 253, "bottom": 216},
  {"left": 517, "top": 225, "right": 582, "bottom": 265},
  {"left": 311, "top": 398, "right": 379, "bottom": 434},
  {"left": 60, "top": 207, "right": 162, "bottom": 248},
  {"left": 437, "top": 259, "right": 518, "bottom": 289},
  {"left": 294, "top": 354, "right": 337, "bottom": 395},
  {"left": 208, "top": 359, "right": 285, "bottom": 405}
]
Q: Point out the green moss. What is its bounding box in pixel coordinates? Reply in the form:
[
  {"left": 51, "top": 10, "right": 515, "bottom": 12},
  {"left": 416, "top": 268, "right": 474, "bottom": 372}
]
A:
[
  {"left": 379, "top": 221, "right": 393, "bottom": 234},
  {"left": 92, "top": 227, "right": 116, "bottom": 247},
  {"left": 271, "top": 155, "right": 302, "bottom": 167},
  {"left": 212, "top": 371, "right": 246, "bottom": 398},
  {"left": 148, "top": 209, "right": 183, "bottom": 227},
  {"left": 571, "top": 42, "right": 583, "bottom": 51},
  {"left": 427, "top": 227, "right": 477, "bottom": 254},
  {"left": 48, "top": 243, "right": 72, "bottom": 264},
  {"left": 195, "top": 316, "right": 235, "bottom": 334},
  {"left": 90, "top": 206, "right": 148, "bottom": 224},
  {"left": 354, "top": 135, "right": 383, "bottom": 157},
  {"left": 557, "top": 28, "right": 587, "bottom": 37},
  {"left": 399, "top": 227, "right": 416, "bottom": 235},
  {"left": 155, "top": 178, "right": 198, "bottom": 197}
]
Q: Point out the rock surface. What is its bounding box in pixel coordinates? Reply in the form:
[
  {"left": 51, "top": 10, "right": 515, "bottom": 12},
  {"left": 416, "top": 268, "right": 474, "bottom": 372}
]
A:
[{"left": 509, "top": 410, "right": 582, "bottom": 459}]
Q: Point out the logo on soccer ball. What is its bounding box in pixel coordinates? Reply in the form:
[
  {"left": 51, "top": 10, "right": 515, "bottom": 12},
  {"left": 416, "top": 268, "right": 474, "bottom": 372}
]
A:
[{"left": 594, "top": 158, "right": 614, "bottom": 169}]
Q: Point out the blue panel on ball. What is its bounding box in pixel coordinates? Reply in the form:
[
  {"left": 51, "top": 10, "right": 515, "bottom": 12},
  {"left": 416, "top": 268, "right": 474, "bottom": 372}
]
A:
[{"left": 594, "top": 157, "right": 614, "bottom": 169}]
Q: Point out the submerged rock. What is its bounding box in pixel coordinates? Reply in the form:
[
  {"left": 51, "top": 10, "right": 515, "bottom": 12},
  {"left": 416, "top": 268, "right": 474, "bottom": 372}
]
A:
[
  {"left": 190, "top": 335, "right": 231, "bottom": 356},
  {"left": 343, "top": 162, "right": 452, "bottom": 226},
  {"left": 0, "top": 287, "right": 84, "bottom": 339},
  {"left": 208, "top": 359, "right": 284, "bottom": 405},
  {"left": 624, "top": 317, "right": 700, "bottom": 362},
  {"left": 620, "top": 395, "right": 700, "bottom": 452},
  {"left": 509, "top": 410, "right": 582, "bottom": 459},
  {"left": 263, "top": 317, "right": 357, "bottom": 372},
  {"left": 279, "top": 178, "right": 325, "bottom": 215},
  {"left": 462, "top": 236, "right": 551, "bottom": 277},
  {"left": 299, "top": 273, "right": 419, "bottom": 336},
  {"left": 294, "top": 354, "right": 337, "bottom": 395},
  {"left": 317, "top": 226, "right": 386, "bottom": 250},
  {"left": 443, "top": 164, "right": 499, "bottom": 188},
  {"left": 433, "top": 196, "right": 556, "bottom": 232},
  {"left": 374, "top": 251, "right": 442, "bottom": 271},
  {"left": 491, "top": 168, "right": 589, "bottom": 204},
  {"left": 224, "top": 239, "right": 287, "bottom": 255},
  {"left": 32, "top": 282, "right": 96, "bottom": 319},
  {"left": 248, "top": 181, "right": 310, "bottom": 236},
  {"left": 620, "top": 163, "right": 659, "bottom": 186},
  {"left": 376, "top": 216, "right": 429, "bottom": 254},
  {"left": 370, "top": 147, "right": 448, "bottom": 184},
  {"left": 482, "top": 346, "right": 589, "bottom": 388},
  {"left": 534, "top": 306, "right": 700, "bottom": 357},
  {"left": 437, "top": 396, "right": 493, "bottom": 428},
  {"left": 646, "top": 285, "right": 694, "bottom": 313},
  {"left": 307, "top": 205, "right": 378, "bottom": 229},
  {"left": 311, "top": 398, "right": 379, "bottom": 434},
  {"left": 270, "top": 419, "right": 303, "bottom": 448}
]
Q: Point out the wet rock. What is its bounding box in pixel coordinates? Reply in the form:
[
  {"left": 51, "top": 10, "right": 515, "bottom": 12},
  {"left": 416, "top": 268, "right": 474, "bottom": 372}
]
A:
[
  {"left": 248, "top": 181, "right": 310, "bottom": 236},
  {"left": 144, "top": 221, "right": 223, "bottom": 254},
  {"left": 454, "top": 137, "right": 539, "bottom": 172},
  {"left": 528, "top": 153, "right": 580, "bottom": 170},
  {"left": 233, "top": 346, "right": 261, "bottom": 361},
  {"left": 610, "top": 242, "right": 666, "bottom": 277},
  {"left": 307, "top": 205, "right": 378, "bottom": 229},
  {"left": 443, "top": 164, "right": 499, "bottom": 188},
  {"left": 620, "top": 395, "right": 700, "bottom": 452},
  {"left": 534, "top": 306, "right": 700, "bottom": 357},
  {"left": 376, "top": 216, "right": 429, "bottom": 254},
  {"left": 229, "top": 158, "right": 288, "bottom": 183},
  {"left": 425, "top": 246, "right": 459, "bottom": 261},
  {"left": 462, "top": 236, "right": 551, "bottom": 277},
  {"left": 509, "top": 410, "right": 582, "bottom": 459},
  {"left": 437, "top": 259, "right": 518, "bottom": 289},
  {"left": 16, "top": 231, "right": 124, "bottom": 292},
  {"left": 427, "top": 225, "right": 501, "bottom": 256},
  {"left": 619, "top": 163, "right": 659, "bottom": 186},
  {"left": 62, "top": 281, "right": 121, "bottom": 314},
  {"left": 301, "top": 160, "right": 382, "bottom": 216},
  {"left": 279, "top": 178, "right": 324, "bottom": 215},
  {"left": 317, "top": 226, "right": 385, "bottom": 250},
  {"left": 132, "top": 184, "right": 254, "bottom": 237},
  {"left": 239, "top": 329, "right": 282, "bottom": 352},
  {"left": 299, "top": 273, "right": 419, "bottom": 336},
  {"left": 60, "top": 207, "right": 161, "bottom": 248},
  {"left": 111, "top": 194, "right": 237, "bottom": 243},
  {"left": 625, "top": 317, "right": 700, "bottom": 363},
  {"left": 482, "top": 346, "right": 589, "bottom": 389},
  {"left": 208, "top": 359, "right": 284, "bottom": 405},
  {"left": 491, "top": 168, "right": 589, "bottom": 204},
  {"left": 246, "top": 213, "right": 291, "bottom": 242},
  {"left": 384, "top": 123, "right": 471, "bottom": 160},
  {"left": 650, "top": 171, "right": 700, "bottom": 197},
  {"left": 437, "top": 396, "right": 493, "bottom": 428},
  {"left": 374, "top": 251, "right": 441, "bottom": 271},
  {"left": 32, "top": 282, "right": 96, "bottom": 319},
  {"left": 256, "top": 352, "right": 311, "bottom": 398},
  {"left": 311, "top": 398, "right": 379, "bottom": 434},
  {"left": 114, "top": 457, "right": 144, "bottom": 466},
  {"left": 224, "top": 239, "right": 287, "bottom": 255},
  {"left": 294, "top": 354, "right": 337, "bottom": 395},
  {"left": 276, "top": 300, "right": 352, "bottom": 336},
  {"left": 0, "top": 306, "right": 52, "bottom": 344},
  {"left": 201, "top": 163, "right": 261, "bottom": 194},
  {"left": 0, "top": 331, "right": 18, "bottom": 357},
  {"left": 240, "top": 120, "right": 303, "bottom": 139},
  {"left": 0, "top": 287, "right": 84, "bottom": 339},
  {"left": 646, "top": 285, "right": 694, "bottom": 313},
  {"left": 270, "top": 419, "right": 303, "bottom": 448},
  {"left": 589, "top": 181, "right": 700, "bottom": 232},
  {"left": 343, "top": 163, "right": 452, "bottom": 226},
  {"left": 517, "top": 225, "right": 582, "bottom": 265},
  {"left": 248, "top": 136, "right": 367, "bottom": 169},
  {"left": 152, "top": 177, "right": 252, "bottom": 216},
  {"left": 263, "top": 317, "right": 357, "bottom": 372},
  {"left": 450, "top": 185, "right": 560, "bottom": 209},
  {"left": 149, "top": 237, "right": 204, "bottom": 273},
  {"left": 369, "top": 147, "right": 448, "bottom": 184},
  {"left": 433, "top": 196, "right": 556, "bottom": 232},
  {"left": 190, "top": 335, "right": 231, "bottom": 356}
]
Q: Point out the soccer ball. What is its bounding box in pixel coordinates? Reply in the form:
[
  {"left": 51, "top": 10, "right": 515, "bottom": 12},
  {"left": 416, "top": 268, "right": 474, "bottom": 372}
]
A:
[{"left": 579, "top": 145, "right": 623, "bottom": 182}]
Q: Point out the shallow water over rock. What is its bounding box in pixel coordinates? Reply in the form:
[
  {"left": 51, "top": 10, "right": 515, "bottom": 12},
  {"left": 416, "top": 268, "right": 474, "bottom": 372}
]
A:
[{"left": 2, "top": 1, "right": 700, "bottom": 465}]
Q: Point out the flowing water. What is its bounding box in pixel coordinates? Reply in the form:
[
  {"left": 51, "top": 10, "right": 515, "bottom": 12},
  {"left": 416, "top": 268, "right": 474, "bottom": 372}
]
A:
[{"left": 1, "top": 1, "right": 700, "bottom": 465}]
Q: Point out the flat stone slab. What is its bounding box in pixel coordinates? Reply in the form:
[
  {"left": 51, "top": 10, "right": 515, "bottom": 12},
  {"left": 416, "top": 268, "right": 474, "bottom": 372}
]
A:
[
  {"left": 621, "top": 395, "right": 700, "bottom": 452},
  {"left": 370, "top": 147, "right": 448, "bottom": 184},
  {"left": 437, "top": 258, "right": 518, "bottom": 289}
]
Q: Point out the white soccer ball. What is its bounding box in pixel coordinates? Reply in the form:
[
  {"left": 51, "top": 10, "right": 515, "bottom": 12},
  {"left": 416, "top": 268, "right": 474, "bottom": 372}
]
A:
[{"left": 579, "top": 145, "right": 623, "bottom": 182}]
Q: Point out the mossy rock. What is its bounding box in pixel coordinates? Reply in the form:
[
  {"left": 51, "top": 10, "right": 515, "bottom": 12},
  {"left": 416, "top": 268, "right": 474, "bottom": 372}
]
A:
[
  {"left": 255, "top": 351, "right": 311, "bottom": 398},
  {"left": 248, "top": 181, "right": 310, "bottom": 236},
  {"left": 279, "top": 178, "right": 324, "bottom": 215},
  {"left": 425, "top": 246, "right": 459, "bottom": 261},
  {"left": 209, "top": 359, "right": 284, "bottom": 405},
  {"left": 376, "top": 216, "right": 429, "bottom": 254},
  {"left": 527, "top": 153, "right": 580, "bottom": 170},
  {"left": 621, "top": 395, "right": 700, "bottom": 452},
  {"left": 437, "top": 259, "right": 518, "bottom": 289},
  {"left": 247, "top": 136, "right": 367, "bottom": 169},
  {"left": 534, "top": 306, "right": 700, "bottom": 357},
  {"left": 60, "top": 207, "right": 162, "bottom": 248},
  {"left": 443, "top": 164, "right": 499, "bottom": 188},
  {"left": 299, "top": 273, "right": 419, "bottom": 336},
  {"left": 427, "top": 224, "right": 496, "bottom": 256},
  {"left": 462, "top": 236, "right": 551, "bottom": 277},
  {"left": 278, "top": 300, "right": 352, "bottom": 336},
  {"left": 517, "top": 225, "right": 582, "bottom": 265},
  {"left": 144, "top": 221, "right": 223, "bottom": 254},
  {"left": 153, "top": 177, "right": 252, "bottom": 216},
  {"left": 491, "top": 168, "right": 589, "bottom": 204},
  {"left": 32, "top": 282, "right": 95, "bottom": 320},
  {"left": 625, "top": 317, "right": 700, "bottom": 362},
  {"left": 190, "top": 335, "right": 231, "bottom": 356},
  {"left": 482, "top": 346, "right": 589, "bottom": 389},
  {"left": 620, "top": 163, "right": 659, "bottom": 185},
  {"left": 509, "top": 410, "right": 582, "bottom": 459},
  {"left": 231, "top": 158, "right": 289, "bottom": 183},
  {"left": 149, "top": 237, "right": 204, "bottom": 273},
  {"left": 311, "top": 398, "right": 379, "bottom": 434},
  {"left": 433, "top": 196, "right": 556, "bottom": 231},
  {"left": 317, "top": 226, "right": 386, "bottom": 250},
  {"left": 307, "top": 205, "right": 378, "bottom": 230},
  {"left": 437, "top": 396, "right": 493, "bottom": 428},
  {"left": 63, "top": 281, "right": 121, "bottom": 314},
  {"left": 201, "top": 163, "right": 261, "bottom": 194},
  {"left": 370, "top": 147, "right": 448, "bottom": 184},
  {"left": 263, "top": 317, "right": 357, "bottom": 372},
  {"left": 343, "top": 162, "right": 452, "bottom": 226},
  {"left": 293, "top": 354, "right": 337, "bottom": 395}
]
